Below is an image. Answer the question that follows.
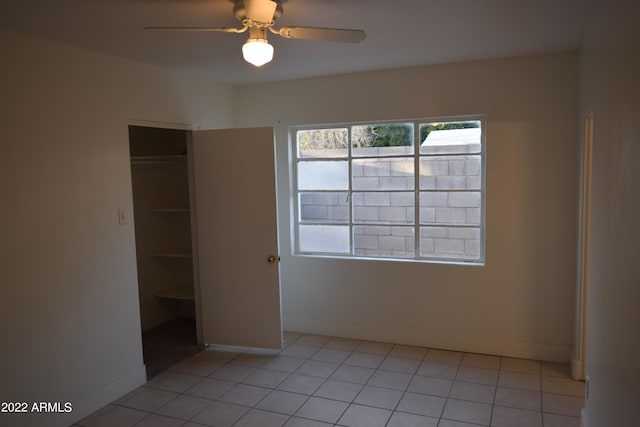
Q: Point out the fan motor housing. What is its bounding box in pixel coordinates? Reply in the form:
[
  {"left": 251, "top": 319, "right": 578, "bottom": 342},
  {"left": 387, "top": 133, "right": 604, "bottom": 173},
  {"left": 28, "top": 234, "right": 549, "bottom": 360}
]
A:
[{"left": 233, "top": 0, "right": 283, "bottom": 22}]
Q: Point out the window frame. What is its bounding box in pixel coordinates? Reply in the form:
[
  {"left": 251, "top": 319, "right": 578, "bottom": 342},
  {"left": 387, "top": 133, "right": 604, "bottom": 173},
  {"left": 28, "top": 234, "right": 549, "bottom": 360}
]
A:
[{"left": 290, "top": 115, "right": 486, "bottom": 265}]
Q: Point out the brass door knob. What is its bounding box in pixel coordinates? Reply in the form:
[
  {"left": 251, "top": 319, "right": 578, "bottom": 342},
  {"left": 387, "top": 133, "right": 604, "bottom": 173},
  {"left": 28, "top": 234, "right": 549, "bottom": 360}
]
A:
[{"left": 267, "top": 255, "right": 279, "bottom": 264}]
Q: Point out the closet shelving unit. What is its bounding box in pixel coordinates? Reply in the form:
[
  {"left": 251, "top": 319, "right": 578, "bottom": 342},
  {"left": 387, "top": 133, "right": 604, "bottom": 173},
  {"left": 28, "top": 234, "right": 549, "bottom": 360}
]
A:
[{"left": 129, "top": 126, "right": 197, "bottom": 331}]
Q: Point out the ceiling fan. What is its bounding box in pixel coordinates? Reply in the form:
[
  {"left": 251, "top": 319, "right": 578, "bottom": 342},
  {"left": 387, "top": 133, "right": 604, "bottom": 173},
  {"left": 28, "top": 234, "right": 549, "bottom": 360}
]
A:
[{"left": 145, "top": 0, "right": 366, "bottom": 67}]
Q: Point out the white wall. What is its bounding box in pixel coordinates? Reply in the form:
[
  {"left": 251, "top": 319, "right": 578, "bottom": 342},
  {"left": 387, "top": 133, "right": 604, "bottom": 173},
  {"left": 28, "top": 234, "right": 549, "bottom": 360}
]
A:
[
  {"left": 235, "top": 53, "right": 580, "bottom": 362},
  {"left": 0, "top": 29, "right": 234, "bottom": 426},
  {"left": 579, "top": 1, "right": 640, "bottom": 426}
]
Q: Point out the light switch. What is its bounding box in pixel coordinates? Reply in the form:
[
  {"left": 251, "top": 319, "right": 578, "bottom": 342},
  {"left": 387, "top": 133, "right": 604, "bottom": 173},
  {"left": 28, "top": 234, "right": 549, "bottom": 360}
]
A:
[{"left": 118, "top": 208, "right": 127, "bottom": 225}]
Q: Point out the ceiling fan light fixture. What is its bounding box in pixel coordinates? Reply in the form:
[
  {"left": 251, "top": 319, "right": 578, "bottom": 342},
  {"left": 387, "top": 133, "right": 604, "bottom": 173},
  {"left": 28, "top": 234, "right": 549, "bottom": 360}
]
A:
[{"left": 242, "top": 37, "right": 274, "bottom": 67}]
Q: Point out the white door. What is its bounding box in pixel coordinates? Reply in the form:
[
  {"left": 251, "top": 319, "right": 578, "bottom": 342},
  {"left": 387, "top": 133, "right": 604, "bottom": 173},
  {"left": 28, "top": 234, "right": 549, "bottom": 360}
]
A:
[{"left": 191, "top": 127, "right": 282, "bottom": 349}]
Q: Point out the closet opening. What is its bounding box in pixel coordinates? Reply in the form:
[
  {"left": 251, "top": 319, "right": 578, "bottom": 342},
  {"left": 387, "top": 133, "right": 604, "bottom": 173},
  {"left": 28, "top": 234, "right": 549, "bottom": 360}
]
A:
[{"left": 128, "top": 125, "right": 202, "bottom": 379}]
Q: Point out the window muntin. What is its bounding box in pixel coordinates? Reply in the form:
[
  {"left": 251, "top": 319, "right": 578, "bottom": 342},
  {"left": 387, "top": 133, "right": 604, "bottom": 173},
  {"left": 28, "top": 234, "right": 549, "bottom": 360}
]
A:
[{"left": 293, "top": 118, "right": 484, "bottom": 263}]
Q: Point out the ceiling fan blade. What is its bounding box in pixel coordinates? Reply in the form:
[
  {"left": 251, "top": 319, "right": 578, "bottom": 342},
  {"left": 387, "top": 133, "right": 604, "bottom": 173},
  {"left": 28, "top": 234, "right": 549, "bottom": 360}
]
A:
[
  {"left": 244, "top": 0, "right": 278, "bottom": 24},
  {"left": 144, "top": 26, "right": 247, "bottom": 33},
  {"left": 276, "top": 26, "right": 366, "bottom": 43}
]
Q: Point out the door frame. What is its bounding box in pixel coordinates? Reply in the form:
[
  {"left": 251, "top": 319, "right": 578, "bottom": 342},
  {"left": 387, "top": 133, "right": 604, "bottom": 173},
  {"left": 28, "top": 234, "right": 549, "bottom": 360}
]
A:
[{"left": 573, "top": 113, "right": 593, "bottom": 380}]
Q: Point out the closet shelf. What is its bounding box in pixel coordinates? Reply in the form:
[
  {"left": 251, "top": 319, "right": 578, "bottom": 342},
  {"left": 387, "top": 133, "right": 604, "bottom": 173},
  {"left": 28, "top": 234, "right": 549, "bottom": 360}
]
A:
[
  {"left": 153, "top": 253, "right": 192, "bottom": 259},
  {"left": 131, "top": 154, "right": 187, "bottom": 165},
  {"left": 155, "top": 287, "right": 195, "bottom": 301}
]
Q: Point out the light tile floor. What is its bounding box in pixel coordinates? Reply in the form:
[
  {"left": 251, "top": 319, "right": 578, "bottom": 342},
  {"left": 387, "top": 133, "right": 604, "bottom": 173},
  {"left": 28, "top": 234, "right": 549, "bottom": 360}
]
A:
[{"left": 75, "top": 332, "right": 584, "bottom": 427}]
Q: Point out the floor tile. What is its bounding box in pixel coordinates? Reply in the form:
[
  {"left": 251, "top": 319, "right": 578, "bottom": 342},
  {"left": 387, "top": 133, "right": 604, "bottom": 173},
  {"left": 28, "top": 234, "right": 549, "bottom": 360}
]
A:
[
  {"left": 408, "top": 375, "right": 453, "bottom": 397},
  {"left": 330, "top": 365, "right": 375, "bottom": 384},
  {"left": 541, "top": 362, "right": 572, "bottom": 379},
  {"left": 209, "top": 364, "right": 256, "bottom": 382},
  {"left": 396, "top": 392, "right": 446, "bottom": 418},
  {"left": 353, "top": 385, "right": 403, "bottom": 409},
  {"left": 264, "top": 356, "right": 307, "bottom": 373},
  {"left": 117, "top": 386, "right": 178, "bottom": 412},
  {"left": 368, "top": 369, "right": 413, "bottom": 390},
  {"left": 543, "top": 412, "right": 581, "bottom": 427},
  {"left": 386, "top": 411, "right": 438, "bottom": 427},
  {"left": 134, "top": 413, "right": 186, "bottom": 427},
  {"left": 283, "top": 331, "right": 303, "bottom": 345},
  {"left": 146, "top": 371, "right": 203, "bottom": 393},
  {"left": 497, "top": 372, "right": 541, "bottom": 391},
  {"left": 456, "top": 367, "right": 499, "bottom": 386},
  {"left": 379, "top": 356, "right": 422, "bottom": 374},
  {"left": 494, "top": 386, "right": 541, "bottom": 411},
  {"left": 83, "top": 332, "right": 579, "bottom": 427},
  {"left": 169, "top": 356, "right": 224, "bottom": 377},
  {"left": 190, "top": 401, "right": 249, "bottom": 427},
  {"left": 313, "top": 379, "right": 363, "bottom": 402},
  {"left": 242, "top": 368, "right": 289, "bottom": 388},
  {"left": 438, "top": 420, "right": 485, "bottom": 427},
  {"left": 325, "top": 336, "right": 361, "bottom": 351},
  {"left": 295, "top": 396, "right": 349, "bottom": 424},
  {"left": 417, "top": 361, "right": 459, "bottom": 380},
  {"left": 501, "top": 358, "right": 541, "bottom": 375},
  {"left": 338, "top": 403, "right": 392, "bottom": 427},
  {"left": 234, "top": 408, "right": 290, "bottom": 427},
  {"left": 218, "top": 383, "right": 271, "bottom": 407},
  {"left": 424, "top": 349, "right": 463, "bottom": 366},
  {"left": 155, "top": 394, "right": 212, "bottom": 420},
  {"left": 388, "top": 345, "right": 428, "bottom": 360},
  {"left": 233, "top": 352, "right": 276, "bottom": 368},
  {"left": 344, "top": 352, "right": 385, "bottom": 369},
  {"left": 183, "top": 378, "right": 235, "bottom": 400},
  {"left": 284, "top": 417, "right": 333, "bottom": 426},
  {"left": 542, "top": 377, "right": 585, "bottom": 397},
  {"left": 281, "top": 344, "right": 320, "bottom": 359},
  {"left": 295, "top": 334, "right": 332, "bottom": 347},
  {"left": 295, "top": 360, "right": 339, "bottom": 378},
  {"left": 490, "top": 405, "right": 542, "bottom": 427},
  {"left": 441, "top": 398, "right": 492, "bottom": 425},
  {"left": 449, "top": 381, "right": 495, "bottom": 404},
  {"left": 79, "top": 404, "right": 148, "bottom": 427},
  {"left": 460, "top": 353, "right": 501, "bottom": 370},
  {"left": 542, "top": 393, "right": 584, "bottom": 416},
  {"left": 311, "top": 347, "right": 351, "bottom": 363},
  {"left": 196, "top": 348, "right": 241, "bottom": 363},
  {"left": 256, "top": 389, "right": 309, "bottom": 415},
  {"left": 356, "top": 340, "right": 394, "bottom": 355},
  {"left": 277, "top": 373, "right": 325, "bottom": 395}
]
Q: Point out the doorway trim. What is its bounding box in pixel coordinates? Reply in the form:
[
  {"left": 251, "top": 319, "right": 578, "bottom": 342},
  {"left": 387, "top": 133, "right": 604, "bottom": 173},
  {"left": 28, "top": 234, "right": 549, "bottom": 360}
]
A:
[{"left": 572, "top": 112, "right": 593, "bottom": 380}]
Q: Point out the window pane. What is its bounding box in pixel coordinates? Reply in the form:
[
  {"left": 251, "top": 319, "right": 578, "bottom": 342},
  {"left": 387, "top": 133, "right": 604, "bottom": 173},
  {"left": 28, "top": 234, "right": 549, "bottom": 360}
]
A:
[
  {"left": 419, "top": 155, "right": 481, "bottom": 190},
  {"left": 299, "top": 225, "right": 350, "bottom": 254},
  {"left": 419, "top": 121, "right": 481, "bottom": 155},
  {"left": 420, "top": 226, "right": 481, "bottom": 260},
  {"left": 354, "top": 226, "right": 415, "bottom": 258},
  {"left": 297, "top": 128, "right": 349, "bottom": 158},
  {"left": 352, "top": 124, "right": 414, "bottom": 157},
  {"left": 420, "top": 191, "right": 481, "bottom": 225},
  {"left": 353, "top": 157, "right": 414, "bottom": 190},
  {"left": 299, "top": 192, "right": 349, "bottom": 224},
  {"left": 353, "top": 191, "right": 414, "bottom": 224},
  {"left": 298, "top": 160, "right": 349, "bottom": 190}
]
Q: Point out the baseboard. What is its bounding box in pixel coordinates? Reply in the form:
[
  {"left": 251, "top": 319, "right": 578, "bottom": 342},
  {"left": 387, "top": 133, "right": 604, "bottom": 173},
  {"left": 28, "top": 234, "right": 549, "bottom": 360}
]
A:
[
  {"left": 30, "top": 363, "right": 147, "bottom": 427},
  {"left": 284, "top": 315, "right": 571, "bottom": 362}
]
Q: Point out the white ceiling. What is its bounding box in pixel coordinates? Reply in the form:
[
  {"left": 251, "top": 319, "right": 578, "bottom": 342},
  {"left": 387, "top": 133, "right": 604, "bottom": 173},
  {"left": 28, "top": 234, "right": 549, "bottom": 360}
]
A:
[{"left": 0, "top": 0, "right": 592, "bottom": 85}]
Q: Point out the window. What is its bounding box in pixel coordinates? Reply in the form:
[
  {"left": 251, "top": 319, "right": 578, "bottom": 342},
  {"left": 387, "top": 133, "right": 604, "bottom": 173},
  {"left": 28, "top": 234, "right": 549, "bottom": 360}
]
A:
[{"left": 292, "top": 117, "right": 485, "bottom": 264}]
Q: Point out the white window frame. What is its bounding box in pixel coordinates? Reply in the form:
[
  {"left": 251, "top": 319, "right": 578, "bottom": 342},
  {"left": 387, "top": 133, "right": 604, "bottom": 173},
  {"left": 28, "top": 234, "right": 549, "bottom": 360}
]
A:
[{"left": 291, "top": 116, "right": 486, "bottom": 265}]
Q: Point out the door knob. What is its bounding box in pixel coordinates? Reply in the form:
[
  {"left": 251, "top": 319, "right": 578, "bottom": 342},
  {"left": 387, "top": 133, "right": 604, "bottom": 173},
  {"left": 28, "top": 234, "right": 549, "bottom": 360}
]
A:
[{"left": 267, "top": 255, "right": 279, "bottom": 264}]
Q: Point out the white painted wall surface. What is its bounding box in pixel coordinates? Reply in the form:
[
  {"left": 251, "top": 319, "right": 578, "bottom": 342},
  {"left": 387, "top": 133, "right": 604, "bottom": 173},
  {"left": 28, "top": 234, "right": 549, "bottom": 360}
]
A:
[
  {"left": 580, "top": 1, "right": 640, "bottom": 426},
  {"left": 0, "top": 29, "right": 234, "bottom": 426},
  {"left": 235, "top": 53, "right": 579, "bottom": 362}
]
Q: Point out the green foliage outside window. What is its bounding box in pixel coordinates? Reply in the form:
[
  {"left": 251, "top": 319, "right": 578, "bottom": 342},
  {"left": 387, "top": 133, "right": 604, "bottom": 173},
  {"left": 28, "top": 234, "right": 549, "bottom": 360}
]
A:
[{"left": 297, "top": 121, "right": 480, "bottom": 151}]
